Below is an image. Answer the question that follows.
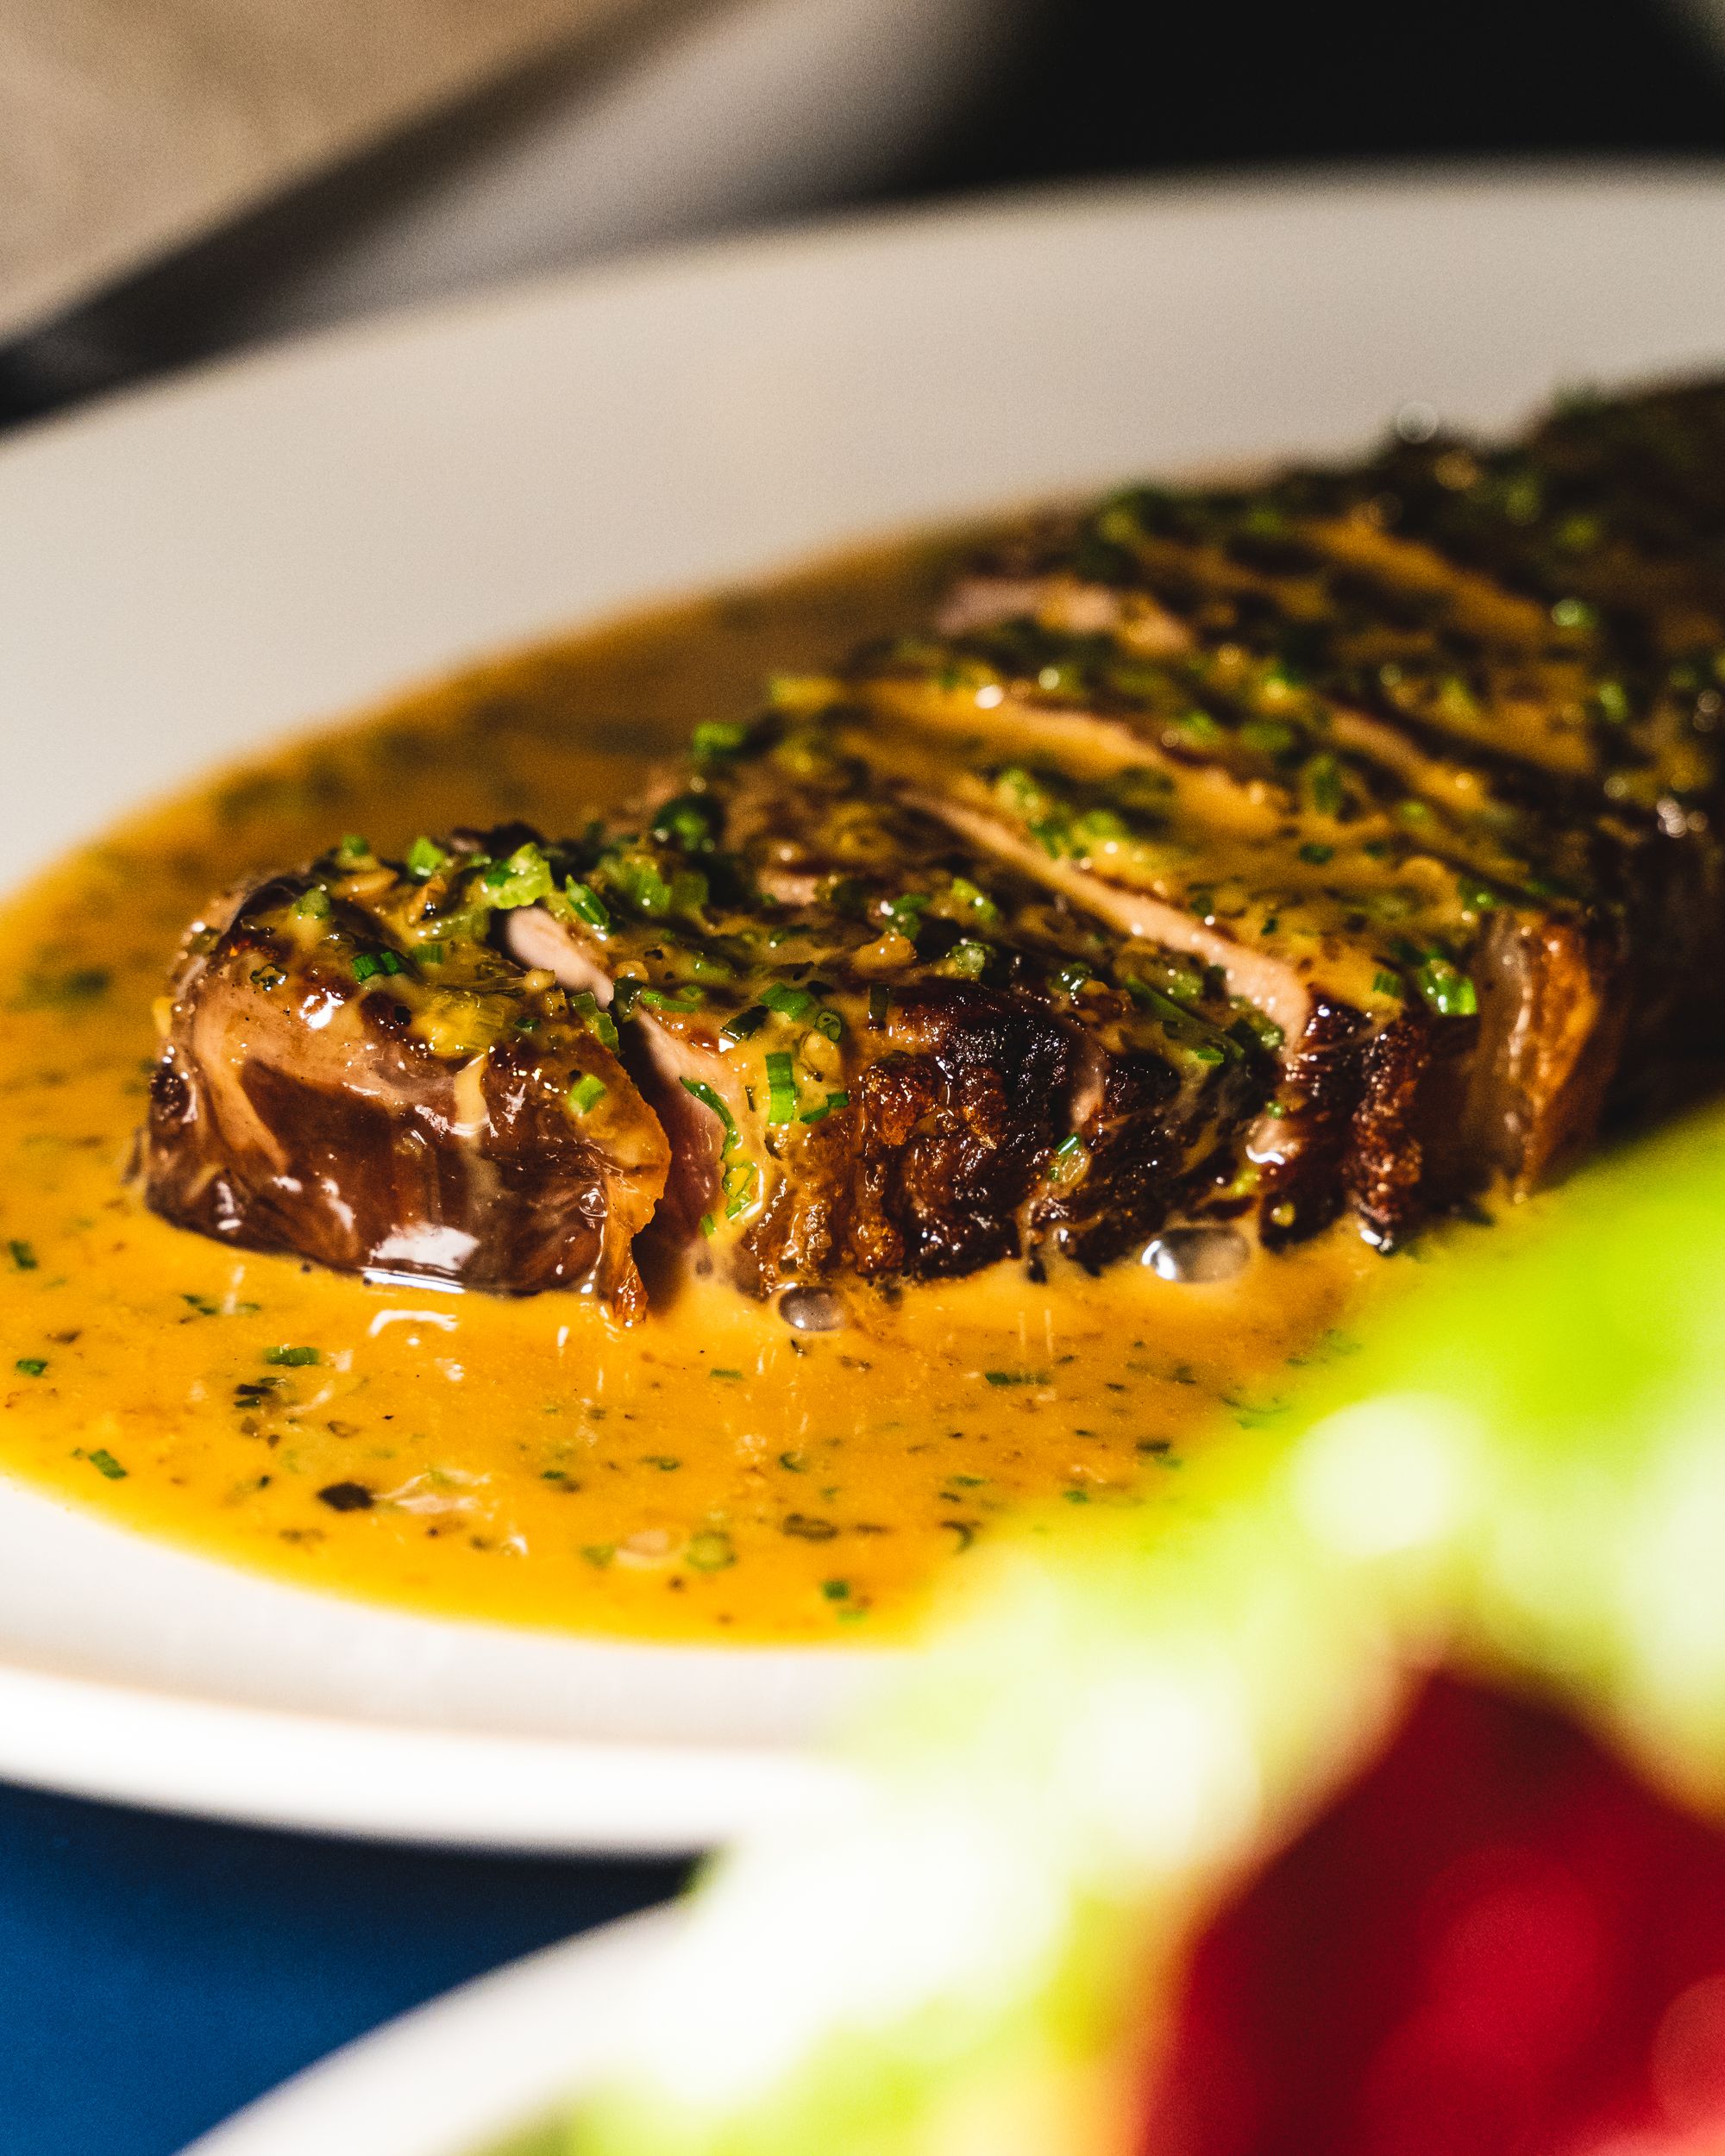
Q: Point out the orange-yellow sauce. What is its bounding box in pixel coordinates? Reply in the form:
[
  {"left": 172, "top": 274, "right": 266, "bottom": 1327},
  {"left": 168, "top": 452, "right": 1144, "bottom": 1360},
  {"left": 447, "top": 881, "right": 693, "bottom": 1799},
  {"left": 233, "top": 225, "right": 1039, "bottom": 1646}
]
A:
[{"left": 0, "top": 541, "right": 1380, "bottom": 1644}]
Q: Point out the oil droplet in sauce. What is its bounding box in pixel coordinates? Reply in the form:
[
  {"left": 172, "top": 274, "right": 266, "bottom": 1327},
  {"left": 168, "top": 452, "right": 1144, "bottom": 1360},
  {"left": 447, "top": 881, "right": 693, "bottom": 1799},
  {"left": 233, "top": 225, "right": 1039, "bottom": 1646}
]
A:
[{"left": 0, "top": 539, "right": 1383, "bottom": 1645}]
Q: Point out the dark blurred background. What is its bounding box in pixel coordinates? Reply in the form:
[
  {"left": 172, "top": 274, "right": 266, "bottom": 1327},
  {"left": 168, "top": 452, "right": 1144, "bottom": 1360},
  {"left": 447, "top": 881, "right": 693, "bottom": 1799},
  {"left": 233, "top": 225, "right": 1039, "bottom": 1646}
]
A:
[
  {"left": 4, "top": 0, "right": 1725, "bottom": 432},
  {"left": 917, "top": 0, "right": 1725, "bottom": 190}
]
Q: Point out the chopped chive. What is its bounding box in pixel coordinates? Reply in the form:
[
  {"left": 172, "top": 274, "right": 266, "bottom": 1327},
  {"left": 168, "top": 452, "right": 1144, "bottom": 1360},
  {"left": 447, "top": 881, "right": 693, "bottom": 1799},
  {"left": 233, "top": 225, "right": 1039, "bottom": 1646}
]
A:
[
  {"left": 765, "top": 1050, "right": 798, "bottom": 1124},
  {"left": 710, "top": 1368, "right": 743, "bottom": 1381},
  {"left": 293, "top": 885, "right": 333, "bottom": 919},
  {"left": 944, "top": 938, "right": 991, "bottom": 979},
  {"left": 569, "top": 992, "right": 619, "bottom": 1050},
  {"left": 699, "top": 1213, "right": 718, "bottom": 1238},
  {"left": 352, "top": 950, "right": 403, "bottom": 983},
  {"left": 1372, "top": 969, "right": 1404, "bottom": 998},
  {"left": 265, "top": 1344, "right": 321, "bottom": 1367},
  {"left": 692, "top": 719, "right": 748, "bottom": 758},
  {"left": 569, "top": 1074, "right": 607, "bottom": 1116},
  {"left": 812, "top": 1007, "right": 844, "bottom": 1043},
  {"left": 638, "top": 985, "right": 704, "bottom": 1012},
  {"left": 867, "top": 986, "right": 890, "bottom": 1030},
  {"left": 680, "top": 1076, "right": 737, "bottom": 1147},
  {"left": 1414, "top": 957, "right": 1480, "bottom": 1018},
  {"left": 1305, "top": 755, "right": 1344, "bottom": 817},
  {"left": 482, "top": 842, "right": 555, "bottom": 910},
  {"left": 1592, "top": 680, "right": 1631, "bottom": 725},
  {"left": 16, "top": 1357, "right": 47, "bottom": 1377},
  {"left": 335, "top": 834, "right": 373, "bottom": 863},
  {"left": 686, "top": 1531, "right": 736, "bottom": 1572},
  {"left": 723, "top": 1160, "right": 759, "bottom": 1219},
  {"left": 1297, "top": 841, "right": 1335, "bottom": 866},
  {"left": 417, "top": 941, "right": 446, "bottom": 966},
  {"left": 564, "top": 879, "right": 612, "bottom": 932},
  {"left": 80, "top": 1445, "right": 125, "bottom": 1477},
  {"left": 8, "top": 1239, "right": 37, "bottom": 1271},
  {"left": 761, "top": 981, "right": 815, "bottom": 1021},
  {"left": 800, "top": 1090, "right": 850, "bottom": 1125},
  {"left": 820, "top": 1578, "right": 851, "bottom": 1601},
  {"left": 721, "top": 1005, "right": 768, "bottom": 1044},
  {"left": 405, "top": 835, "right": 448, "bottom": 879},
  {"left": 947, "top": 875, "right": 1000, "bottom": 924}
]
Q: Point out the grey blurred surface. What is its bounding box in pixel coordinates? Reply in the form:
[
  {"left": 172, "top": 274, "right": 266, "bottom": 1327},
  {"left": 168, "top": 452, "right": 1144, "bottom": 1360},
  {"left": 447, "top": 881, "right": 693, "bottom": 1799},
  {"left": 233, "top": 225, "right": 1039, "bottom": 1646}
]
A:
[{"left": 0, "top": 0, "right": 1042, "bottom": 422}]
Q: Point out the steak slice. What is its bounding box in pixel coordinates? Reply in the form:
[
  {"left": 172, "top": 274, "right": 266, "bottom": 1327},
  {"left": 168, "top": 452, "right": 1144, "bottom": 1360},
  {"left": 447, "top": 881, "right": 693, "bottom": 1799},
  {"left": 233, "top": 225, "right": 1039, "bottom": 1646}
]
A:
[
  {"left": 141, "top": 836, "right": 670, "bottom": 1316},
  {"left": 501, "top": 763, "right": 1269, "bottom": 1288}
]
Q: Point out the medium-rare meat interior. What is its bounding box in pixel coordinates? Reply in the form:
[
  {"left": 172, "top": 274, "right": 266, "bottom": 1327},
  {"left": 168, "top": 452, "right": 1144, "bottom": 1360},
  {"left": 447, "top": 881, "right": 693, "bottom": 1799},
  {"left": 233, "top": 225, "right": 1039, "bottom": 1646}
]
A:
[{"left": 141, "top": 379, "right": 1725, "bottom": 1313}]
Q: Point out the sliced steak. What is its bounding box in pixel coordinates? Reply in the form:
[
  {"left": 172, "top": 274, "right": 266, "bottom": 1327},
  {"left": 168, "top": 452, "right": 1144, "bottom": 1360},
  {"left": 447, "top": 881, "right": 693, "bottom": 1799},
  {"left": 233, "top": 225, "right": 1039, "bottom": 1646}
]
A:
[
  {"left": 141, "top": 838, "right": 670, "bottom": 1316},
  {"left": 142, "top": 377, "right": 1725, "bottom": 1301}
]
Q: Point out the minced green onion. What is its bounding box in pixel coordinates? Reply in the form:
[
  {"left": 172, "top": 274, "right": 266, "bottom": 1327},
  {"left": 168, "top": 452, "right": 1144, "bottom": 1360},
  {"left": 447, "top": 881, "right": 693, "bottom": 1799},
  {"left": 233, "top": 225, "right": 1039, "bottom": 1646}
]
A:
[
  {"left": 639, "top": 985, "right": 704, "bottom": 1012},
  {"left": 293, "top": 886, "right": 333, "bottom": 919},
  {"left": 482, "top": 843, "right": 555, "bottom": 910},
  {"left": 761, "top": 981, "right": 815, "bottom": 1020},
  {"left": 1414, "top": 957, "right": 1480, "bottom": 1018},
  {"left": 569, "top": 1074, "right": 607, "bottom": 1116},
  {"left": 1593, "top": 680, "right": 1631, "bottom": 725},
  {"left": 9, "top": 1239, "right": 37, "bottom": 1271},
  {"left": 867, "top": 986, "right": 890, "bottom": 1030},
  {"left": 16, "top": 1357, "right": 47, "bottom": 1377},
  {"left": 765, "top": 1050, "right": 798, "bottom": 1124},
  {"left": 1171, "top": 709, "right": 1222, "bottom": 747},
  {"left": 1305, "top": 755, "right": 1344, "bottom": 817},
  {"left": 565, "top": 879, "right": 611, "bottom": 932},
  {"left": 699, "top": 1213, "right": 717, "bottom": 1238},
  {"left": 1372, "top": 969, "right": 1404, "bottom": 998},
  {"left": 947, "top": 875, "right": 1000, "bottom": 924},
  {"left": 1298, "top": 841, "right": 1335, "bottom": 866},
  {"left": 82, "top": 1446, "right": 126, "bottom": 1478},
  {"left": 692, "top": 719, "right": 748, "bottom": 758},
  {"left": 405, "top": 835, "right": 448, "bottom": 879},
  {"left": 1049, "top": 1134, "right": 1088, "bottom": 1182},
  {"left": 651, "top": 796, "right": 718, "bottom": 852},
  {"left": 812, "top": 1008, "right": 844, "bottom": 1043},
  {"left": 351, "top": 950, "right": 403, "bottom": 983},
  {"left": 800, "top": 1090, "right": 850, "bottom": 1125},
  {"left": 944, "top": 939, "right": 991, "bottom": 979},
  {"left": 569, "top": 992, "right": 618, "bottom": 1050},
  {"left": 335, "top": 833, "right": 373, "bottom": 863},
  {"left": 721, "top": 1005, "right": 768, "bottom": 1044},
  {"left": 686, "top": 1531, "right": 736, "bottom": 1572},
  {"left": 681, "top": 1077, "right": 737, "bottom": 1149},
  {"left": 723, "top": 1160, "right": 759, "bottom": 1219},
  {"left": 265, "top": 1344, "right": 321, "bottom": 1367},
  {"left": 883, "top": 893, "right": 929, "bottom": 932}
]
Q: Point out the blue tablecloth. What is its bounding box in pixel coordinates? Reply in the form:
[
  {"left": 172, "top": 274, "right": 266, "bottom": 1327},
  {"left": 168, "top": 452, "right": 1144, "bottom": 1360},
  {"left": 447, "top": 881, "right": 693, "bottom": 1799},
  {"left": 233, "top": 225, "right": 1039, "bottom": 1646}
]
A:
[{"left": 0, "top": 1776, "right": 682, "bottom": 2156}]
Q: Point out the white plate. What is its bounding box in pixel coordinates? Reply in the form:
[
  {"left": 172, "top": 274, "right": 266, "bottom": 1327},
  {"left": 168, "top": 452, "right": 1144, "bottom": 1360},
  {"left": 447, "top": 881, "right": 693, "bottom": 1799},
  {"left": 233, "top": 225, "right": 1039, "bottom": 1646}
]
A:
[
  {"left": 181, "top": 1908, "right": 680, "bottom": 2156},
  {"left": 3, "top": 166, "right": 1725, "bottom": 1852}
]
